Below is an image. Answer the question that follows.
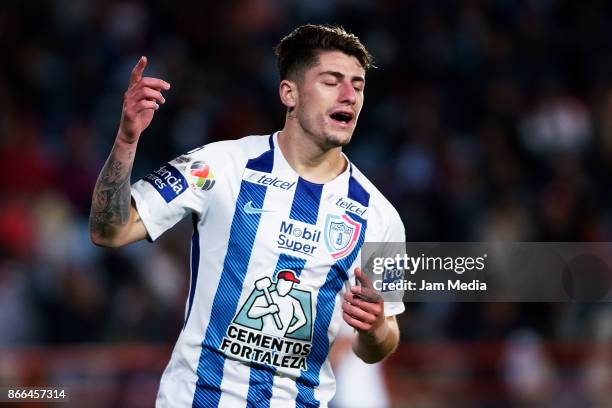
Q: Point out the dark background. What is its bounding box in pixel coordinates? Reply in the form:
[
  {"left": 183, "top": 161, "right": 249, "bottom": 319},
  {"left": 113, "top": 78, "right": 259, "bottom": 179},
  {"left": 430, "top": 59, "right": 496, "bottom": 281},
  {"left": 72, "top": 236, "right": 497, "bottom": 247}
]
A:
[{"left": 1, "top": 0, "right": 612, "bottom": 406}]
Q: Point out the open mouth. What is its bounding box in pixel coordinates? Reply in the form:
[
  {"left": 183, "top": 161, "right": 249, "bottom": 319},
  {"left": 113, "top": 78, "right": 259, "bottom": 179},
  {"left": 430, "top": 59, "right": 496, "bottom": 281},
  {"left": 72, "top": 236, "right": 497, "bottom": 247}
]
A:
[{"left": 330, "top": 111, "right": 354, "bottom": 126}]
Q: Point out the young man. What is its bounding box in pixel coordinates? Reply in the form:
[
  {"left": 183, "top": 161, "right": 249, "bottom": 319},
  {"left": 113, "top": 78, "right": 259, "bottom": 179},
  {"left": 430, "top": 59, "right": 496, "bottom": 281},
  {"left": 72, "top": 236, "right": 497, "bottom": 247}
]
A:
[{"left": 90, "top": 24, "right": 405, "bottom": 407}]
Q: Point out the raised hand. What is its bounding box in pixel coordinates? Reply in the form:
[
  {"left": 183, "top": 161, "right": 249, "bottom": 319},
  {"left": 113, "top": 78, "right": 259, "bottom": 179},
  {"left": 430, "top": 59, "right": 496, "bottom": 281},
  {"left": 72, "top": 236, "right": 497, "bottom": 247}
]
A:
[{"left": 119, "top": 56, "right": 171, "bottom": 143}]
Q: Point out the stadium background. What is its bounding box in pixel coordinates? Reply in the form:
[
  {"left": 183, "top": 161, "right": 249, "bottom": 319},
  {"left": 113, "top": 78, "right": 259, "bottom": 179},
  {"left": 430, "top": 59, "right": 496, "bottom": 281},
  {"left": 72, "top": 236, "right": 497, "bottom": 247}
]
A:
[{"left": 1, "top": 0, "right": 612, "bottom": 406}]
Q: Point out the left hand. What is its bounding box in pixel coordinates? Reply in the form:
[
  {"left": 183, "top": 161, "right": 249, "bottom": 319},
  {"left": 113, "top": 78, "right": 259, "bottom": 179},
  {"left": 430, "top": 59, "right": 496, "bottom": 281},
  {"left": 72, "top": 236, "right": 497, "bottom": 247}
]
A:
[{"left": 342, "top": 267, "right": 386, "bottom": 337}]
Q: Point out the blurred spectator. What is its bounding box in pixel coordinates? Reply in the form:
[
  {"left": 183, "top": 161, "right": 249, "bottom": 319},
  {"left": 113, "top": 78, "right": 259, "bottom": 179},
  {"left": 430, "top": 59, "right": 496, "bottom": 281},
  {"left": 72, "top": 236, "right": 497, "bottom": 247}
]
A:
[
  {"left": 502, "top": 330, "right": 557, "bottom": 406},
  {"left": 330, "top": 322, "right": 390, "bottom": 408}
]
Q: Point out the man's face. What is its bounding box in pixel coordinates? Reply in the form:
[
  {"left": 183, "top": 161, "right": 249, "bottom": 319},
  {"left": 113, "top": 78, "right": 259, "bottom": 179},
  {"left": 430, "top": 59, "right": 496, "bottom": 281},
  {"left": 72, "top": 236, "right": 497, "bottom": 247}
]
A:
[
  {"left": 292, "top": 51, "right": 365, "bottom": 148},
  {"left": 276, "top": 279, "right": 293, "bottom": 296}
]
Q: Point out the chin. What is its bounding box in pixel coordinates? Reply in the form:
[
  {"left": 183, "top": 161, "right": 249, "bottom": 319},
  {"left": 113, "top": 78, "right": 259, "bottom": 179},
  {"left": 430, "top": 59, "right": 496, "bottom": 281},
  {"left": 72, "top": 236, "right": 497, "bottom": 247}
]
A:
[{"left": 324, "top": 131, "right": 353, "bottom": 148}]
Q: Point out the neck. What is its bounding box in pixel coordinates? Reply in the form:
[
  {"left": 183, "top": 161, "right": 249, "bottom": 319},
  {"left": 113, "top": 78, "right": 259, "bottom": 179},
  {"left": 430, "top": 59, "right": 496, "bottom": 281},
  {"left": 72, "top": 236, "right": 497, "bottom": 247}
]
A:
[{"left": 278, "top": 122, "right": 347, "bottom": 184}]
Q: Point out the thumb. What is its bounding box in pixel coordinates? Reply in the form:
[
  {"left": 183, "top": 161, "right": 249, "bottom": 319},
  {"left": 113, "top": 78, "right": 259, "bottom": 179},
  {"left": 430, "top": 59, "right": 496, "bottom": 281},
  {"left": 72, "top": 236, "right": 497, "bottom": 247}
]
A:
[{"left": 355, "top": 267, "right": 374, "bottom": 289}]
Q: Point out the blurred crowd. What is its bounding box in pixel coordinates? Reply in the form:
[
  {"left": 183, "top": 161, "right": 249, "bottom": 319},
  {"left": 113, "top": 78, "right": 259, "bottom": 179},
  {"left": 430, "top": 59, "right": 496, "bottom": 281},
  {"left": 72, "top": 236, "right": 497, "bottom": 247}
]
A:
[{"left": 3, "top": 0, "right": 612, "bottom": 405}]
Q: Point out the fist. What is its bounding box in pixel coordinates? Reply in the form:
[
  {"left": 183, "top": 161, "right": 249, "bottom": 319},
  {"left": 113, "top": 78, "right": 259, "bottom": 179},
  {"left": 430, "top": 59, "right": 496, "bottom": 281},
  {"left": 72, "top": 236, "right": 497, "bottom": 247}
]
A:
[
  {"left": 268, "top": 304, "right": 280, "bottom": 315},
  {"left": 119, "top": 56, "right": 171, "bottom": 143}
]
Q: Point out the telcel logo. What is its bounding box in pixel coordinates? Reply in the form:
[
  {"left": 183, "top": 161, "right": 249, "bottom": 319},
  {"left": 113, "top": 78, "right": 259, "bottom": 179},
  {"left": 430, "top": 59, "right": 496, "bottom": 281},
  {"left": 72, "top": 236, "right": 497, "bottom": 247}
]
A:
[
  {"left": 335, "top": 197, "right": 367, "bottom": 216},
  {"left": 247, "top": 171, "right": 296, "bottom": 190}
]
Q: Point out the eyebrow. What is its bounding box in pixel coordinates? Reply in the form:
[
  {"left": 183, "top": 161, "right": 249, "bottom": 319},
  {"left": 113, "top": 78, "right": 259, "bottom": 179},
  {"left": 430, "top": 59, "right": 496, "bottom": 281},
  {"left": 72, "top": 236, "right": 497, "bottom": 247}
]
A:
[{"left": 318, "top": 70, "right": 365, "bottom": 84}]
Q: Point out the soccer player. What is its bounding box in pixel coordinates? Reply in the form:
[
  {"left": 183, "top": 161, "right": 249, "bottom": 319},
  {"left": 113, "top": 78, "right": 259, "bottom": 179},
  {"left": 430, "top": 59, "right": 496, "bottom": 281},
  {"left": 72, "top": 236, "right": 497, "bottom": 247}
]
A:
[{"left": 90, "top": 24, "right": 405, "bottom": 407}]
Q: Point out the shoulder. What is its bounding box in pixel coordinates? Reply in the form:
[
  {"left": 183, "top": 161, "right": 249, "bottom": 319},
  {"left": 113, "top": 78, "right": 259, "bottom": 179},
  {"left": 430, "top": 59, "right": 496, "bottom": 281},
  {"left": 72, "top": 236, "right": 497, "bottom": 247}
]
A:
[
  {"left": 350, "top": 163, "right": 405, "bottom": 241},
  {"left": 349, "top": 164, "right": 399, "bottom": 219},
  {"left": 189, "top": 134, "right": 273, "bottom": 162},
  {"left": 179, "top": 134, "right": 274, "bottom": 172}
]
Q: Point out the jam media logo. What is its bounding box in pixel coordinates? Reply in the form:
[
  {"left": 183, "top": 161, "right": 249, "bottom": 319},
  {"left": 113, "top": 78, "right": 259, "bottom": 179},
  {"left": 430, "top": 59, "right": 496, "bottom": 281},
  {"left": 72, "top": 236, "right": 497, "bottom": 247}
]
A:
[
  {"left": 220, "top": 271, "right": 313, "bottom": 370},
  {"left": 187, "top": 161, "right": 215, "bottom": 191},
  {"left": 144, "top": 163, "right": 188, "bottom": 203},
  {"left": 324, "top": 214, "right": 361, "bottom": 259}
]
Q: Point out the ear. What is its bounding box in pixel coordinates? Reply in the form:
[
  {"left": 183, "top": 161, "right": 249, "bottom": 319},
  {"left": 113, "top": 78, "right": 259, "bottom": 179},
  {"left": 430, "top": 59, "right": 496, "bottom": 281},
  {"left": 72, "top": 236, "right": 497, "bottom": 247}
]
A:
[{"left": 279, "top": 79, "right": 297, "bottom": 109}]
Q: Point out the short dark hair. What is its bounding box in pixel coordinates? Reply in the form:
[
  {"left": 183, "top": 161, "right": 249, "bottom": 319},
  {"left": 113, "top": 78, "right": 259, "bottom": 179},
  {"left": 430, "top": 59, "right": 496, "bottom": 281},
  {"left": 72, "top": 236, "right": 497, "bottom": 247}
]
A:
[{"left": 274, "top": 24, "right": 374, "bottom": 81}]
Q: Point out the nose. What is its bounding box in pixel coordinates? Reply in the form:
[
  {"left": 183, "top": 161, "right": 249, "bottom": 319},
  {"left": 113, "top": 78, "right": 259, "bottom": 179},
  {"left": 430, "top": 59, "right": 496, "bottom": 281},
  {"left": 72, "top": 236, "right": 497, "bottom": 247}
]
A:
[{"left": 338, "top": 80, "right": 357, "bottom": 105}]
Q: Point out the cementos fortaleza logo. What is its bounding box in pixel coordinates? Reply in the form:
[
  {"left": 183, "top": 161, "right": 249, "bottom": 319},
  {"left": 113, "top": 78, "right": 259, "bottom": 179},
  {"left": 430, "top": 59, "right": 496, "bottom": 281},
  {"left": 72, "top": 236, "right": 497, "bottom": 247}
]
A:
[{"left": 188, "top": 161, "right": 215, "bottom": 191}]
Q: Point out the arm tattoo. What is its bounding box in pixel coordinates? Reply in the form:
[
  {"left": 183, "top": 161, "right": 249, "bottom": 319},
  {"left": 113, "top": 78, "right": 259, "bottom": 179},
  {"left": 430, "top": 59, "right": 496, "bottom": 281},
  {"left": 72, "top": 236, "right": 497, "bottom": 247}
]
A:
[{"left": 89, "top": 151, "right": 133, "bottom": 238}]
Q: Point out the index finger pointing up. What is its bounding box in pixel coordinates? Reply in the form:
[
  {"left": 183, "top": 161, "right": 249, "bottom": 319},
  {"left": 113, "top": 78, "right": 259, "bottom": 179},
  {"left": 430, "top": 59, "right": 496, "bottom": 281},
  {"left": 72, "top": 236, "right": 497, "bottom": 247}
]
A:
[{"left": 130, "top": 56, "right": 147, "bottom": 85}]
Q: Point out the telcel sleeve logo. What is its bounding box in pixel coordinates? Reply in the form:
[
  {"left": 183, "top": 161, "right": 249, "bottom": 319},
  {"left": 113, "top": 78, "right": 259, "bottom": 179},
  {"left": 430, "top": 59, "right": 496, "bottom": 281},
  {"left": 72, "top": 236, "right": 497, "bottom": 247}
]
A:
[{"left": 143, "top": 163, "right": 188, "bottom": 203}]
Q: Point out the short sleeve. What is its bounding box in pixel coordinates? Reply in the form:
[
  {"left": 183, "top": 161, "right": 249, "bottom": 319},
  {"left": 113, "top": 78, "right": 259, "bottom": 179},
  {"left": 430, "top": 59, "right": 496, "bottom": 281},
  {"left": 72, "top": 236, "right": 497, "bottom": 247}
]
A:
[
  {"left": 383, "top": 206, "right": 406, "bottom": 243},
  {"left": 380, "top": 206, "right": 406, "bottom": 316},
  {"left": 131, "top": 148, "right": 216, "bottom": 241}
]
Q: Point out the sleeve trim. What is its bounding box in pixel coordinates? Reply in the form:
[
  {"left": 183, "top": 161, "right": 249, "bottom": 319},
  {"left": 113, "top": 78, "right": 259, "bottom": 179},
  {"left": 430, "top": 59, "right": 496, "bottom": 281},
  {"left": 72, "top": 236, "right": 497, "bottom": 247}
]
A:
[{"left": 131, "top": 187, "right": 163, "bottom": 241}]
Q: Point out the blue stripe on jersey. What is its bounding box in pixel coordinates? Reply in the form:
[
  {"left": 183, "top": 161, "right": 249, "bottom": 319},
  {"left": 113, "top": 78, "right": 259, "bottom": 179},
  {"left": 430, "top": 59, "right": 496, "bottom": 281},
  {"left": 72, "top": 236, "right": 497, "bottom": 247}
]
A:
[
  {"left": 246, "top": 173, "right": 317, "bottom": 407},
  {"left": 246, "top": 253, "right": 307, "bottom": 408},
  {"left": 289, "top": 178, "right": 323, "bottom": 225},
  {"left": 295, "top": 176, "right": 370, "bottom": 407},
  {"left": 248, "top": 147, "right": 274, "bottom": 173},
  {"left": 295, "top": 221, "right": 367, "bottom": 407},
  {"left": 184, "top": 214, "right": 200, "bottom": 329},
  {"left": 348, "top": 174, "right": 370, "bottom": 208},
  {"left": 192, "top": 144, "right": 273, "bottom": 408},
  {"left": 273, "top": 253, "right": 307, "bottom": 279},
  {"left": 246, "top": 362, "right": 275, "bottom": 408}
]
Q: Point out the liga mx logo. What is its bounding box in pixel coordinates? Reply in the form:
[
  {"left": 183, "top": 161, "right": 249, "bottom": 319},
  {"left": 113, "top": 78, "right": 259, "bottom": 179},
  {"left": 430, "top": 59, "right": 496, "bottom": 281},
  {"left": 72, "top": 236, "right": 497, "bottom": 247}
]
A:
[
  {"left": 324, "top": 214, "right": 361, "bottom": 259},
  {"left": 188, "top": 161, "right": 215, "bottom": 191}
]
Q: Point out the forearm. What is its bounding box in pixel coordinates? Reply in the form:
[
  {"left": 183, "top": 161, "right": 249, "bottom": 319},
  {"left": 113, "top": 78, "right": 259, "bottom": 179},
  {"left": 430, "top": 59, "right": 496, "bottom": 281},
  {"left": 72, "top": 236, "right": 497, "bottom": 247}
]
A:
[
  {"left": 89, "top": 56, "right": 168, "bottom": 247},
  {"left": 352, "top": 317, "right": 400, "bottom": 364},
  {"left": 89, "top": 134, "right": 138, "bottom": 245}
]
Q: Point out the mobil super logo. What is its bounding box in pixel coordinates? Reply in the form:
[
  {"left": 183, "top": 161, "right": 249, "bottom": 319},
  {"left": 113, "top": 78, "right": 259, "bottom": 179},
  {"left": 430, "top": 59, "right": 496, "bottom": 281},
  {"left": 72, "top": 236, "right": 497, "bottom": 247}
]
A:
[{"left": 277, "top": 221, "right": 321, "bottom": 257}]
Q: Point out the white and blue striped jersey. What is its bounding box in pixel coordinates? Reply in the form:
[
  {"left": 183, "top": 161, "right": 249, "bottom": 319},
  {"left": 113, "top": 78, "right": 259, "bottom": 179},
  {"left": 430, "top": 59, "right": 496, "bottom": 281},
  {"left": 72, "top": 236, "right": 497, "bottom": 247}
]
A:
[{"left": 131, "top": 132, "right": 405, "bottom": 408}]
